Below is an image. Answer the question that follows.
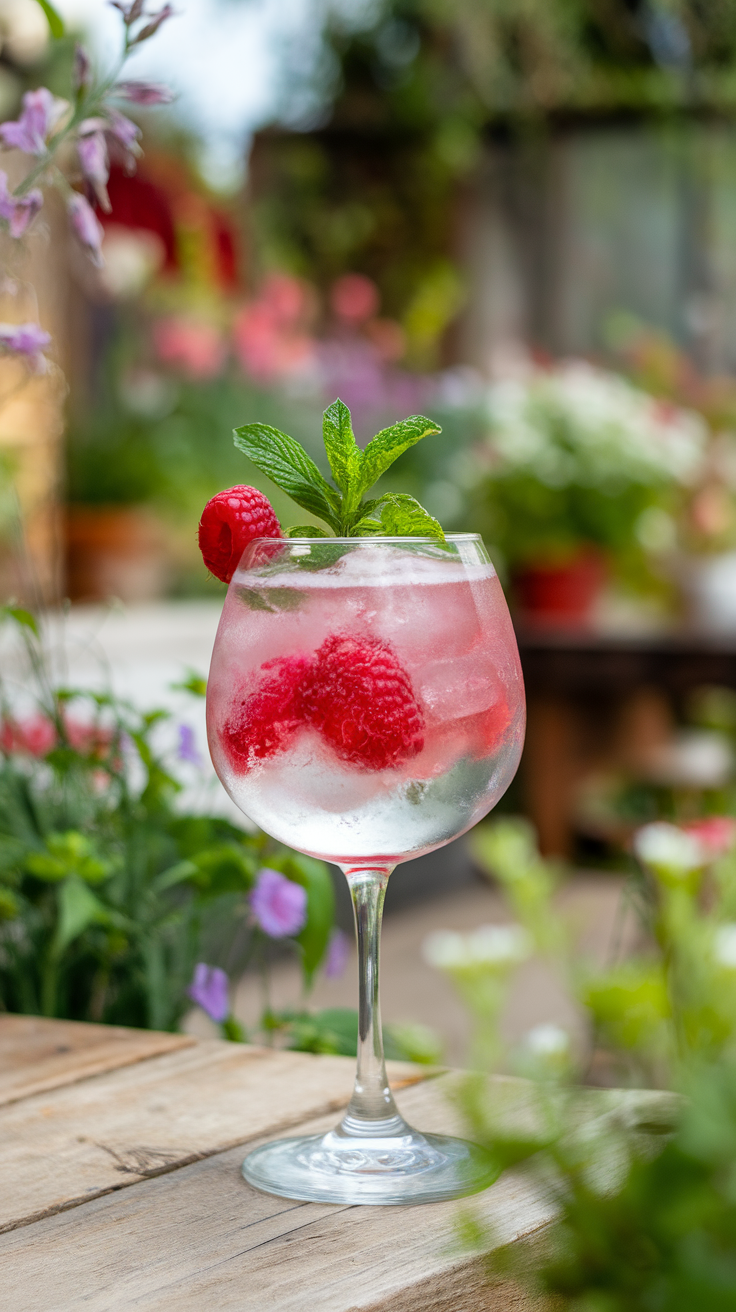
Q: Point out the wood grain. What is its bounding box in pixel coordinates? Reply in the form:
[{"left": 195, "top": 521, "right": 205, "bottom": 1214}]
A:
[
  {"left": 0, "top": 1015, "right": 193, "bottom": 1107},
  {"left": 0, "top": 1077, "right": 554, "bottom": 1312},
  {"left": 0, "top": 1040, "right": 423, "bottom": 1234}
]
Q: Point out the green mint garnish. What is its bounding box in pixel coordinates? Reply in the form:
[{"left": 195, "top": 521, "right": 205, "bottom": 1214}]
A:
[{"left": 233, "top": 398, "right": 444, "bottom": 540}]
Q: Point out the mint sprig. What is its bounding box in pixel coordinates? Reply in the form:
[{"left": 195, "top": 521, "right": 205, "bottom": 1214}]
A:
[{"left": 233, "top": 398, "right": 444, "bottom": 540}]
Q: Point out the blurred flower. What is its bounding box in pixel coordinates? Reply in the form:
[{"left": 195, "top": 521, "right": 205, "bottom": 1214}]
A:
[
  {"left": 106, "top": 109, "right": 141, "bottom": 170},
  {"left": 0, "top": 88, "right": 68, "bottom": 156},
  {"left": 633, "top": 822, "right": 705, "bottom": 880},
  {"left": 68, "top": 193, "right": 105, "bottom": 267},
  {"left": 684, "top": 818, "right": 736, "bottom": 859},
  {"left": 187, "top": 962, "right": 229, "bottom": 1023},
  {"left": 111, "top": 0, "right": 146, "bottom": 22},
  {"left": 233, "top": 275, "right": 316, "bottom": 384},
  {"left": 525, "top": 1022, "right": 569, "bottom": 1056},
  {"left": 114, "top": 80, "right": 174, "bottom": 105},
  {"left": 77, "top": 121, "right": 110, "bottom": 212},
  {"left": 330, "top": 273, "right": 380, "bottom": 325},
  {"left": 250, "top": 867, "right": 307, "bottom": 939},
  {"left": 423, "top": 923, "right": 531, "bottom": 971},
  {"left": 0, "top": 322, "right": 51, "bottom": 372},
  {"left": 714, "top": 924, "right": 736, "bottom": 969},
  {"left": 177, "top": 724, "right": 202, "bottom": 767},
  {"left": 129, "top": 5, "right": 176, "bottom": 45},
  {"left": 0, "top": 715, "right": 56, "bottom": 756},
  {"left": 0, "top": 172, "right": 43, "bottom": 238},
  {"left": 153, "top": 315, "right": 226, "bottom": 378},
  {"left": 323, "top": 927, "right": 350, "bottom": 978}
]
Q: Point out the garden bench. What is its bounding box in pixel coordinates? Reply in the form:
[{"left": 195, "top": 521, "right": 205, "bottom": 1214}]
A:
[{"left": 0, "top": 1015, "right": 552, "bottom": 1311}]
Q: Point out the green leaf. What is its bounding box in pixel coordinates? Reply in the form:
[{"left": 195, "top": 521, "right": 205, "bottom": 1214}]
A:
[
  {"left": 54, "top": 878, "right": 107, "bottom": 955},
  {"left": 284, "top": 525, "right": 330, "bottom": 538},
  {"left": 34, "top": 0, "right": 64, "bottom": 38},
  {"left": 274, "top": 853, "right": 335, "bottom": 988},
  {"left": 358, "top": 415, "right": 442, "bottom": 496},
  {"left": 235, "top": 585, "right": 306, "bottom": 613},
  {"left": 353, "top": 493, "right": 445, "bottom": 541},
  {"left": 25, "top": 831, "right": 111, "bottom": 884},
  {"left": 170, "top": 670, "right": 207, "bottom": 698},
  {"left": 3, "top": 606, "right": 39, "bottom": 638},
  {"left": 322, "top": 399, "right": 362, "bottom": 501},
  {"left": 233, "top": 422, "right": 341, "bottom": 531}
]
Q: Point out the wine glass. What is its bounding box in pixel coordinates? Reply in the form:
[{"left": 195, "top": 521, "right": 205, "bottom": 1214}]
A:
[{"left": 206, "top": 534, "right": 525, "bottom": 1205}]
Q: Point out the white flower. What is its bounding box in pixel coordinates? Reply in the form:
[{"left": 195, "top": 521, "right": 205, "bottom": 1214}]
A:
[
  {"left": 524, "top": 1022, "right": 570, "bottom": 1056},
  {"left": 633, "top": 822, "right": 704, "bottom": 877},
  {"left": 714, "top": 923, "right": 736, "bottom": 969},
  {"left": 423, "top": 923, "right": 531, "bottom": 970}
]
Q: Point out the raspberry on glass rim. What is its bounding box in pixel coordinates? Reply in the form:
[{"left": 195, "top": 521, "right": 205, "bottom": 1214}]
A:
[{"left": 198, "top": 485, "right": 282, "bottom": 584}]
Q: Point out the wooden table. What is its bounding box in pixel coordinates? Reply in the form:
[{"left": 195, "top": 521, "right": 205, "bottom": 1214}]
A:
[{"left": 0, "top": 1015, "right": 557, "bottom": 1312}]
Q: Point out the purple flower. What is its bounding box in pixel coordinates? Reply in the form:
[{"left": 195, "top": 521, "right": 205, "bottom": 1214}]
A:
[
  {"left": 250, "top": 868, "right": 307, "bottom": 939},
  {"left": 114, "top": 80, "right": 174, "bottom": 106},
  {"left": 324, "top": 928, "right": 350, "bottom": 978},
  {"left": 77, "top": 123, "right": 110, "bottom": 212},
  {"left": 177, "top": 723, "right": 202, "bottom": 766},
  {"left": 0, "top": 172, "right": 42, "bottom": 239},
  {"left": 68, "top": 193, "right": 105, "bottom": 267},
  {"left": 130, "top": 4, "right": 176, "bottom": 45},
  {"left": 0, "top": 322, "right": 51, "bottom": 373},
  {"left": 188, "top": 962, "right": 229, "bottom": 1023},
  {"left": 107, "top": 109, "right": 141, "bottom": 152},
  {"left": 111, "top": 0, "right": 146, "bottom": 22},
  {"left": 0, "top": 88, "right": 67, "bottom": 156}
]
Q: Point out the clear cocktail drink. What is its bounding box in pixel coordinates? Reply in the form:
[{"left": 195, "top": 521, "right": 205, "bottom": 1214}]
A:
[{"left": 207, "top": 537, "right": 524, "bottom": 865}]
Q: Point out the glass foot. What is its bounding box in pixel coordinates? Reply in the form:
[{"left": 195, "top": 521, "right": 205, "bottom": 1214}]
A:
[{"left": 242, "top": 1124, "right": 499, "bottom": 1205}]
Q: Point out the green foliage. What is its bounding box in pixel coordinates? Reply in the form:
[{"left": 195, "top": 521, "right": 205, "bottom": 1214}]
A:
[
  {"left": 0, "top": 607, "right": 333, "bottom": 1030},
  {"left": 440, "top": 815, "right": 736, "bottom": 1307},
  {"left": 234, "top": 398, "right": 443, "bottom": 538}
]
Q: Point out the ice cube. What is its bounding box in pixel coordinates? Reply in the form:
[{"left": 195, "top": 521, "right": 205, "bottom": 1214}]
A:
[{"left": 418, "top": 651, "right": 503, "bottom": 723}]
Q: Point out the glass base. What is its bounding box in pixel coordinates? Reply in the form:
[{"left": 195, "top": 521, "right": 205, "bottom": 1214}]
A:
[{"left": 242, "top": 1123, "right": 499, "bottom": 1206}]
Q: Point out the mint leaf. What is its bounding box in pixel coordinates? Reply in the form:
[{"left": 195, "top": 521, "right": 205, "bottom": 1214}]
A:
[
  {"left": 235, "top": 586, "right": 306, "bottom": 612},
  {"left": 353, "top": 493, "right": 445, "bottom": 541},
  {"left": 284, "top": 525, "right": 329, "bottom": 538},
  {"left": 233, "top": 422, "right": 341, "bottom": 532},
  {"left": 322, "top": 399, "right": 362, "bottom": 500},
  {"left": 358, "top": 416, "right": 442, "bottom": 497}
]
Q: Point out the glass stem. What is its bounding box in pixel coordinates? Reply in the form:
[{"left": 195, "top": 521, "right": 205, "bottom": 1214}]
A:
[{"left": 339, "top": 865, "right": 407, "bottom": 1138}]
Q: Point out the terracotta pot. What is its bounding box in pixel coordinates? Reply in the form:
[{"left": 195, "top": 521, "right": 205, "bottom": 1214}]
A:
[
  {"left": 65, "top": 505, "right": 171, "bottom": 603},
  {"left": 514, "top": 551, "right": 607, "bottom": 624}
]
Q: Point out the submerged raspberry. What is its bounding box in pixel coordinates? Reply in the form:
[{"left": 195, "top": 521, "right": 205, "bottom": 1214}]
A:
[
  {"left": 222, "top": 655, "right": 311, "bottom": 770},
  {"left": 301, "top": 633, "right": 424, "bottom": 771},
  {"left": 198, "top": 485, "right": 282, "bottom": 584}
]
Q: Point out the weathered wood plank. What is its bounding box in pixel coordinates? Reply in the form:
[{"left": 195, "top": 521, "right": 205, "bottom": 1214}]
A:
[
  {"left": 0, "top": 1015, "right": 193, "bottom": 1107},
  {"left": 0, "top": 1040, "right": 422, "bottom": 1234},
  {"left": 0, "top": 1077, "right": 553, "bottom": 1312}
]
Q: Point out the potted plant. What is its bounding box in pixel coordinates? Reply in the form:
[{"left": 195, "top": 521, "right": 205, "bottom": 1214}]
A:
[{"left": 469, "top": 359, "right": 707, "bottom": 623}]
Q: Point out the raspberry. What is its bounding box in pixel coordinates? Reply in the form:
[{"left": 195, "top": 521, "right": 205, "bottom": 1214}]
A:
[
  {"left": 198, "top": 485, "right": 282, "bottom": 584},
  {"left": 301, "top": 633, "right": 424, "bottom": 771},
  {"left": 222, "top": 655, "right": 311, "bottom": 770}
]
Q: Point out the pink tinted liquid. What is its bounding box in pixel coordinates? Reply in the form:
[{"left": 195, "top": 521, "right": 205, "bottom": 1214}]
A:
[{"left": 207, "top": 552, "right": 524, "bottom": 865}]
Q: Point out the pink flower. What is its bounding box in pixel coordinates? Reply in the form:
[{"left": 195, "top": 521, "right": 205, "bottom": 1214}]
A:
[
  {"left": 153, "top": 316, "right": 226, "bottom": 378},
  {"left": 0, "top": 715, "right": 56, "bottom": 756},
  {"left": 114, "top": 80, "right": 174, "bottom": 106},
  {"left": 0, "top": 322, "right": 51, "bottom": 372},
  {"left": 0, "top": 172, "right": 42, "bottom": 238},
  {"left": 683, "top": 818, "right": 736, "bottom": 859},
  {"left": 77, "top": 123, "right": 110, "bottom": 212},
  {"left": 323, "top": 928, "right": 350, "bottom": 978},
  {"left": 188, "top": 963, "right": 229, "bottom": 1023},
  {"left": 250, "top": 868, "right": 307, "bottom": 939},
  {"left": 107, "top": 109, "right": 141, "bottom": 152},
  {"left": 0, "top": 88, "right": 67, "bottom": 156},
  {"left": 330, "top": 273, "right": 380, "bottom": 325},
  {"left": 68, "top": 193, "right": 104, "bottom": 267}
]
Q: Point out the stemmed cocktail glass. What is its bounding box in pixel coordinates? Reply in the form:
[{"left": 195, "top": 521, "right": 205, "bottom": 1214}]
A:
[{"left": 206, "top": 533, "right": 525, "bottom": 1204}]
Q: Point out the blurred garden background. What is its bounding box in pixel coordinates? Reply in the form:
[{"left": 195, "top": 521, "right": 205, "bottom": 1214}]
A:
[{"left": 6, "top": 0, "right": 736, "bottom": 1055}]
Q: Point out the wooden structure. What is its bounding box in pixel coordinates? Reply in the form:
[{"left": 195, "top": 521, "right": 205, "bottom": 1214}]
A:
[
  {"left": 0, "top": 1015, "right": 558, "bottom": 1311},
  {"left": 519, "top": 625, "right": 736, "bottom": 856}
]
